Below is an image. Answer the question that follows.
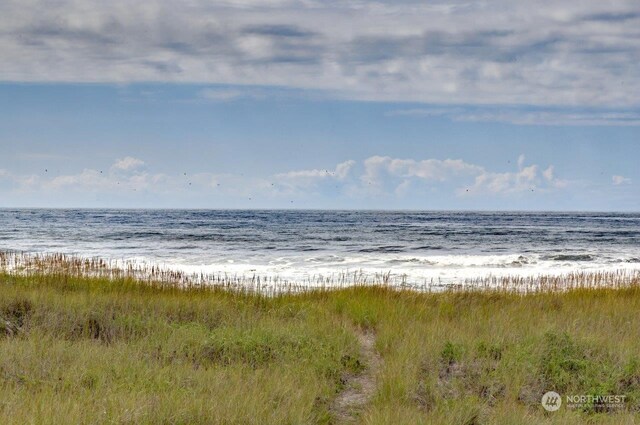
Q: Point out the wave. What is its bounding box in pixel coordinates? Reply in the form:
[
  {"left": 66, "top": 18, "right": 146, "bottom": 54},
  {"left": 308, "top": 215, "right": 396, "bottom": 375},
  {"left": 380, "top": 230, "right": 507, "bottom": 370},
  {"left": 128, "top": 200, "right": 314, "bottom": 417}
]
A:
[
  {"left": 384, "top": 254, "right": 537, "bottom": 268},
  {"left": 412, "top": 245, "right": 446, "bottom": 250},
  {"left": 5, "top": 248, "right": 640, "bottom": 288},
  {"left": 4, "top": 209, "right": 640, "bottom": 287},
  {"left": 358, "top": 246, "right": 406, "bottom": 253},
  {"left": 545, "top": 254, "right": 595, "bottom": 262}
]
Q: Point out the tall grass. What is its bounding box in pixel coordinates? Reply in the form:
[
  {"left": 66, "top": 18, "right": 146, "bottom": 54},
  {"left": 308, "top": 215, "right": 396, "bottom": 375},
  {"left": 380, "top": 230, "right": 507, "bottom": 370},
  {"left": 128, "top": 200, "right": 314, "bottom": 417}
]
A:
[
  {"left": 2, "top": 250, "right": 639, "bottom": 294},
  {"left": 3, "top": 252, "right": 640, "bottom": 423}
]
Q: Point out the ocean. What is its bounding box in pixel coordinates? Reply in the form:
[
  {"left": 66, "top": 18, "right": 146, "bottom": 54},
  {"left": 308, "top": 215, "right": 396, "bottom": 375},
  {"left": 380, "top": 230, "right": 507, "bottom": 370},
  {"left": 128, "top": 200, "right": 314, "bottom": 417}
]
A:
[{"left": 1, "top": 209, "right": 640, "bottom": 287}]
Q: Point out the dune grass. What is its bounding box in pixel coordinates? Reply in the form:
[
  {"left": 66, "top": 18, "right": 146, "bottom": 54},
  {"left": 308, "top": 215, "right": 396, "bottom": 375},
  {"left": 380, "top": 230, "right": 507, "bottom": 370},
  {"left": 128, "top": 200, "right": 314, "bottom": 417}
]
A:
[{"left": 2, "top": 270, "right": 640, "bottom": 424}]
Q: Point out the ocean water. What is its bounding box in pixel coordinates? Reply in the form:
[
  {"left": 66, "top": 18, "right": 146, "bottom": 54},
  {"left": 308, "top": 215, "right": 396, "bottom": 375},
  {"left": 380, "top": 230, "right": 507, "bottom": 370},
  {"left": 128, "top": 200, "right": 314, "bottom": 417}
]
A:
[{"left": 1, "top": 209, "right": 640, "bottom": 286}]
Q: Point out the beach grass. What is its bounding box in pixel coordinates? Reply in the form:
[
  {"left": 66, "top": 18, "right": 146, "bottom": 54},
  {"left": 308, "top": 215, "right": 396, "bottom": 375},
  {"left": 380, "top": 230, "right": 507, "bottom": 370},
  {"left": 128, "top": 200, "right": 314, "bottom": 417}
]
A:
[{"left": 2, "top": 267, "right": 640, "bottom": 423}]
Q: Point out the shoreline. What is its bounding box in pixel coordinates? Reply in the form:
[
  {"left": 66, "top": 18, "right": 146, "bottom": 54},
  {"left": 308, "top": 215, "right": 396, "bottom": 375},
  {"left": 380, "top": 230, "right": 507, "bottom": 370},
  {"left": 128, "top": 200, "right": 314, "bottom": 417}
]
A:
[{"left": 2, "top": 250, "right": 640, "bottom": 294}]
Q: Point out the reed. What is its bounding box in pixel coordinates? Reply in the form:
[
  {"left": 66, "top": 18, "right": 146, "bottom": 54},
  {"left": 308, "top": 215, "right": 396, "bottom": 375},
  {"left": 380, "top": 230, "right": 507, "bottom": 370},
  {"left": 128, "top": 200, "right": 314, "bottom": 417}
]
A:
[
  {"left": 2, "top": 251, "right": 640, "bottom": 423},
  {"left": 1, "top": 250, "right": 639, "bottom": 295}
]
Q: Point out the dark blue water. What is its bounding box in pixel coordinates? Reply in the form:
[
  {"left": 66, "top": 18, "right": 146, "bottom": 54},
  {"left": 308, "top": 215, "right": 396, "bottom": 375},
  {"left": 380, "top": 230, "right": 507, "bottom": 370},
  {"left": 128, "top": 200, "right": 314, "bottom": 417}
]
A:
[{"left": 1, "top": 209, "right": 639, "bottom": 283}]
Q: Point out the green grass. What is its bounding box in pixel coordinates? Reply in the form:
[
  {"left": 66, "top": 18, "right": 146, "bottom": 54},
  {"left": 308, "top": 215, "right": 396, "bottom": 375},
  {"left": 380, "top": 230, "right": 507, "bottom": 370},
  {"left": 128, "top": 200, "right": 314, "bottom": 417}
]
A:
[{"left": 2, "top": 272, "right": 640, "bottom": 424}]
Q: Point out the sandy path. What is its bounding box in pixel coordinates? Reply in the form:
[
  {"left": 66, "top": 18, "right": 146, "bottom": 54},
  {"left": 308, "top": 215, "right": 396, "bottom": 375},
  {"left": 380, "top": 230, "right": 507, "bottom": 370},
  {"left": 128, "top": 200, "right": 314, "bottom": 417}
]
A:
[{"left": 330, "top": 329, "right": 382, "bottom": 423}]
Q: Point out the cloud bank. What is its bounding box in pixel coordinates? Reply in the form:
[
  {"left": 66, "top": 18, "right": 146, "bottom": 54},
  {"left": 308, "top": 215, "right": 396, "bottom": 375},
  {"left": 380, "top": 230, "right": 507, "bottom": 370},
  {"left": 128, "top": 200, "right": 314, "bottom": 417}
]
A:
[
  {"left": 0, "top": 154, "right": 572, "bottom": 206},
  {"left": 1, "top": 0, "right": 639, "bottom": 107},
  {"left": 388, "top": 107, "right": 640, "bottom": 127}
]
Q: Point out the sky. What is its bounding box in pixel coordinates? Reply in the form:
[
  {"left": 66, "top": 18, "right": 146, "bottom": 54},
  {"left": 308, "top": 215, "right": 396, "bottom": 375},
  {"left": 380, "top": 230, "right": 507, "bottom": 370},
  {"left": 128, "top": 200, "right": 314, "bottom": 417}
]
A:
[{"left": 0, "top": 0, "right": 639, "bottom": 210}]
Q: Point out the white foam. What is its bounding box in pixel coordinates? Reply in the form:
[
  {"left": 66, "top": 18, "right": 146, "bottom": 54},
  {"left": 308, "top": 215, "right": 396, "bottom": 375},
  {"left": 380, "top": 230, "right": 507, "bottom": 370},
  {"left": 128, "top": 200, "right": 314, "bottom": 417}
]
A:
[{"left": 147, "top": 252, "right": 640, "bottom": 286}]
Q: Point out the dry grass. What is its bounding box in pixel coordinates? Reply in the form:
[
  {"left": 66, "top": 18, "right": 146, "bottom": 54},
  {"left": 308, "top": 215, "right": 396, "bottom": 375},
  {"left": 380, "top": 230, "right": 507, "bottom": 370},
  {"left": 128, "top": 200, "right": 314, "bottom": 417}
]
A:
[
  {"left": 2, "top": 253, "right": 640, "bottom": 424},
  {"left": 2, "top": 250, "right": 639, "bottom": 294}
]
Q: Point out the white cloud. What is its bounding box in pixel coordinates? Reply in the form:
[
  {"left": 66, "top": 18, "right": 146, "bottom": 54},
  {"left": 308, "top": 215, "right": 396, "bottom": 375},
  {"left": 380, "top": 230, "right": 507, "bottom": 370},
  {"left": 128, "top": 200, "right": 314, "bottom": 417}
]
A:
[
  {"left": 464, "top": 157, "right": 571, "bottom": 195},
  {"left": 543, "top": 165, "right": 554, "bottom": 181},
  {"left": 612, "top": 175, "right": 632, "bottom": 185},
  {"left": 112, "top": 157, "right": 145, "bottom": 171},
  {"left": 200, "top": 89, "right": 246, "bottom": 101},
  {"left": 387, "top": 108, "right": 464, "bottom": 118},
  {"left": 42, "top": 168, "right": 168, "bottom": 192},
  {"left": 458, "top": 111, "right": 640, "bottom": 127},
  {"left": 199, "top": 88, "right": 269, "bottom": 101},
  {"left": 388, "top": 108, "right": 640, "bottom": 126},
  {"left": 275, "top": 160, "right": 355, "bottom": 190},
  {"left": 468, "top": 165, "right": 538, "bottom": 195},
  {"left": 0, "top": 155, "right": 574, "bottom": 201},
  {"left": 356, "top": 154, "right": 569, "bottom": 197},
  {"left": 394, "top": 179, "right": 412, "bottom": 197},
  {"left": 0, "top": 169, "right": 40, "bottom": 189},
  {"left": 46, "top": 169, "right": 103, "bottom": 190},
  {"left": 1, "top": 0, "right": 639, "bottom": 108},
  {"left": 334, "top": 160, "right": 356, "bottom": 179},
  {"left": 362, "top": 156, "right": 482, "bottom": 186}
]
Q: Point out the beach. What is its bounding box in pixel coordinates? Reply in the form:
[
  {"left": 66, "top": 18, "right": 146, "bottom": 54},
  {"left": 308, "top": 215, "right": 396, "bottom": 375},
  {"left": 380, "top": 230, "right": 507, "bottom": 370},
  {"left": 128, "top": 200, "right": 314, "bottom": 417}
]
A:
[
  {"left": 2, "top": 209, "right": 640, "bottom": 290},
  {"left": 2, "top": 209, "right": 640, "bottom": 422}
]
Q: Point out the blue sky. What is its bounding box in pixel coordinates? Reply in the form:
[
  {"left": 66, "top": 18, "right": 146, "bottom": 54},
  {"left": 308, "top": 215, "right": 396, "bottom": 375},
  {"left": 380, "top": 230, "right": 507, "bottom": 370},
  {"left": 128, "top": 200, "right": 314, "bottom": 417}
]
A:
[{"left": 0, "top": 0, "right": 639, "bottom": 210}]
